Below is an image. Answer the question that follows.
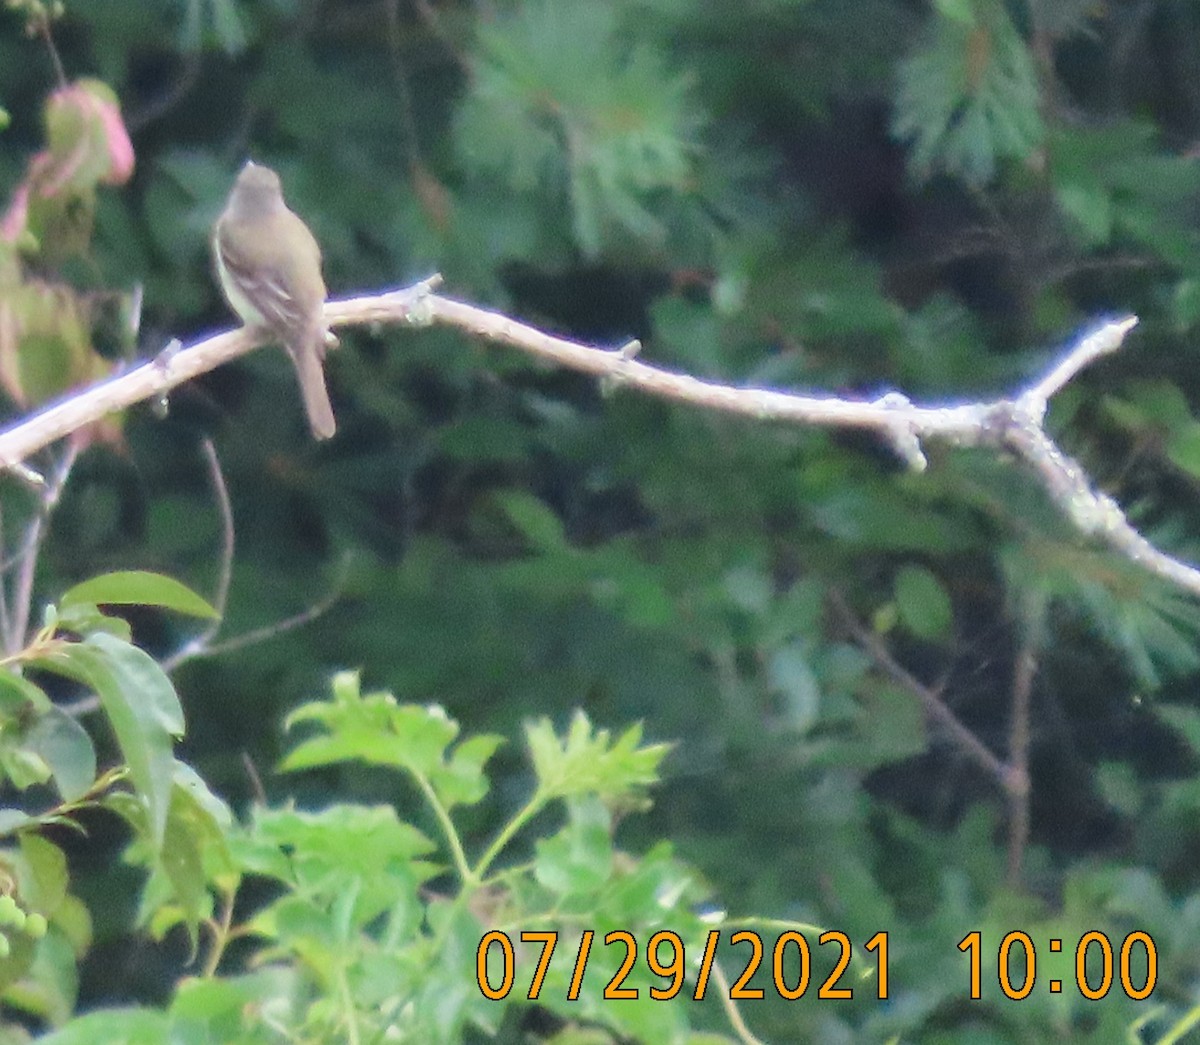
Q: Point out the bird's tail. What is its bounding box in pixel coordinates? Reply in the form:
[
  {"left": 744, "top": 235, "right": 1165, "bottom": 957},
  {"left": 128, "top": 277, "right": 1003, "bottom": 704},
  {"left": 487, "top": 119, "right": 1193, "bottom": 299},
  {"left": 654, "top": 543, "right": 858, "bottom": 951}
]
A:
[{"left": 288, "top": 329, "right": 337, "bottom": 440}]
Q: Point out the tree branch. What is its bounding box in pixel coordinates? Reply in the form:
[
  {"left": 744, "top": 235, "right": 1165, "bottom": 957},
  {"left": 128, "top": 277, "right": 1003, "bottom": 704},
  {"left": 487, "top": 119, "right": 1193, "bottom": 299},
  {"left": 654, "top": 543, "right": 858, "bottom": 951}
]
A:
[
  {"left": 0, "top": 279, "right": 441, "bottom": 473},
  {"left": 0, "top": 285, "right": 1187, "bottom": 594},
  {"left": 829, "top": 591, "right": 1011, "bottom": 786},
  {"left": 1005, "top": 594, "right": 1040, "bottom": 887},
  {"left": 2, "top": 442, "right": 78, "bottom": 654}
]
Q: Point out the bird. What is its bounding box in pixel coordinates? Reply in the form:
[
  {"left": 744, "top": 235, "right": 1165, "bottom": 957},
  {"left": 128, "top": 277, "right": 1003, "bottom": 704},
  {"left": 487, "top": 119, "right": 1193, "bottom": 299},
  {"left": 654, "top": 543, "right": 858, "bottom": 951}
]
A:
[{"left": 212, "top": 161, "right": 337, "bottom": 440}]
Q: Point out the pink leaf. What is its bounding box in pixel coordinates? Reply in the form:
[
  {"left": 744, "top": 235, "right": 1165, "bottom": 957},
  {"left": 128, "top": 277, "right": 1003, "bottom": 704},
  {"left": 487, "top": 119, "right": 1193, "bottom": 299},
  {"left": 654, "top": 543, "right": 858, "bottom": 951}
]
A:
[{"left": 0, "top": 182, "right": 30, "bottom": 244}]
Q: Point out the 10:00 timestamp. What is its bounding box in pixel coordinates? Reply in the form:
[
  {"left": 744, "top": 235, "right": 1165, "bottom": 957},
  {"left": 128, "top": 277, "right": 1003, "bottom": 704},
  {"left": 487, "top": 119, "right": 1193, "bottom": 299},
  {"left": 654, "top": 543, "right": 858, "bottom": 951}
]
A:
[
  {"left": 958, "top": 930, "right": 1156, "bottom": 1001},
  {"left": 476, "top": 929, "right": 1157, "bottom": 1002}
]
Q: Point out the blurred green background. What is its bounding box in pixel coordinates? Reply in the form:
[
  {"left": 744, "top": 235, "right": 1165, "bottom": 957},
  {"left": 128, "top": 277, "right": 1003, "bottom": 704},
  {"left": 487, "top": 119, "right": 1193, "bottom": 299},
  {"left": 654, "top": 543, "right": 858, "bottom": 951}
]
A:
[{"left": 7, "top": 0, "right": 1200, "bottom": 1040}]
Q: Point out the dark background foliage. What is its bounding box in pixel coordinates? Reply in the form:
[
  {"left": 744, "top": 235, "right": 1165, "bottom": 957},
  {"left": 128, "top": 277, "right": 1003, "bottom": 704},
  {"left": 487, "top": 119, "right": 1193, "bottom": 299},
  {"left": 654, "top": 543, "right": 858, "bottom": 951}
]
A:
[{"left": 6, "top": 0, "right": 1200, "bottom": 1041}]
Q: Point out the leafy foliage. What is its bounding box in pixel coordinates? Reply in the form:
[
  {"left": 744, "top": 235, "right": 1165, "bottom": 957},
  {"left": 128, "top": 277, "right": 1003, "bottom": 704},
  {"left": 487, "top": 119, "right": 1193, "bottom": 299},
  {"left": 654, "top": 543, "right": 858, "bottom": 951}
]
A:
[
  {"left": 893, "top": 0, "right": 1044, "bottom": 185},
  {"left": 457, "top": 0, "right": 705, "bottom": 257}
]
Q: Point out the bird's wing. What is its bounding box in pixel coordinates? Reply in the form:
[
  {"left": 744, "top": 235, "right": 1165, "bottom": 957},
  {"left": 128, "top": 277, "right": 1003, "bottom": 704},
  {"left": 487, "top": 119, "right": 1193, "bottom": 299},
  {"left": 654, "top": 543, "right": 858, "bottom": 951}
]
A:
[{"left": 215, "top": 211, "right": 326, "bottom": 340}]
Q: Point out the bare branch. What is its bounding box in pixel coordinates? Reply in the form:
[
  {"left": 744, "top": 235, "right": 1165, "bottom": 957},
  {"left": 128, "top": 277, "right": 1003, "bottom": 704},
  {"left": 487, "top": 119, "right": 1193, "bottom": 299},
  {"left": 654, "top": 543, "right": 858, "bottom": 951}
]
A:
[
  {"left": 125, "top": 53, "right": 202, "bottom": 132},
  {"left": 200, "top": 437, "right": 235, "bottom": 621},
  {"left": 0, "top": 278, "right": 441, "bottom": 472},
  {"left": 709, "top": 959, "right": 767, "bottom": 1045},
  {"left": 196, "top": 563, "right": 347, "bottom": 661},
  {"left": 158, "top": 438, "right": 235, "bottom": 672},
  {"left": 0, "top": 287, "right": 1186, "bottom": 595},
  {"left": 1020, "top": 316, "right": 1137, "bottom": 420},
  {"left": 5, "top": 442, "right": 78, "bottom": 653},
  {"left": 1005, "top": 596, "right": 1039, "bottom": 887},
  {"left": 166, "top": 553, "right": 351, "bottom": 671},
  {"left": 241, "top": 751, "right": 268, "bottom": 808},
  {"left": 829, "top": 591, "right": 1011, "bottom": 787}
]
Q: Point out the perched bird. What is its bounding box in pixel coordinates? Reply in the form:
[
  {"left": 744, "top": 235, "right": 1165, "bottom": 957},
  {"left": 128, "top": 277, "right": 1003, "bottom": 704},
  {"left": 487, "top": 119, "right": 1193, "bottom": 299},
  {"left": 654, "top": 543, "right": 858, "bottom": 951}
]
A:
[{"left": 212, "top": 161, "right": 336, "bottom": 439}]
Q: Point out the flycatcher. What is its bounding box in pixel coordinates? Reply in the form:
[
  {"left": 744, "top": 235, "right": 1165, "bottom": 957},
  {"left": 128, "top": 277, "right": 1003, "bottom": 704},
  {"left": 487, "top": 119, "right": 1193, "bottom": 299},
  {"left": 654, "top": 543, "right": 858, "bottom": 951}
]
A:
[{"left": 212, "top": 161, "right": 337, "bottom": 440}]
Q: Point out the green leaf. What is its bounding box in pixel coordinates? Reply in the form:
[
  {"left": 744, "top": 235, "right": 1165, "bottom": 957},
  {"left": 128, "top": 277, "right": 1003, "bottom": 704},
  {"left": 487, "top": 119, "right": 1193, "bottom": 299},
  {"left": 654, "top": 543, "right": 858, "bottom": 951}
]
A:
[
  {"left": 810, "top": 485, "right": 977, "bottom": 552},
  {"left": 603, "top": 840, "right": 706, "bottom": 925},
  {"left": 861, "top": 685, "right": 928, "bottom": 765},
  {"left": 54, "top": 602, "right": 132, "bottom": 641},
  {"left": 282, "top": 671, "right": 501, "bottom": 809},
  {"left": 37, "top": 634, "right": 184, "bottom": 847},
  {"left": 526, "top": 711, "right": 670, "bottom": 802},
  {"left": 10, "top": 930, "right": 77, "bottom": 1026},
  {"left": 1104, "top": 380, "right": 1194, "bottom": 436},
  {"left": 496, "top": 491, "right": 567, "bottom": 551},
  {"left": 458, "top": 0, "right": 702, "bottom": 256},
  {"left": 24, "top": 709, "right": 96, "bottom": 802},
  {"left": 766, "top": 643, "right": 821, "bottom": 732},
  {"left": 170, "top": 969, "right": 297, "bottom": 1035},
  {"left": 894, "top": 564, "right": 953, "bottom": 640},
  {"left": 209, "top": 0, "right": 248, "bottom": 54},
  {"left": 142, "top": 770, "right": 235, "bottom": 953},
  {"left": 179, "top": 0, "right": 247, "bottom": 54},
  {"left": 0, "top": 811, "right": 37, "bottom": 836},
  {"left": 1005, "top": 543, "right": 1200, "bottom": 689},
  {"left": 0, "top": 671, "right": 52, "bottom": 716},
  {"left": 3, "top": 284, "right": 99, "bottom": 405},
  {"left": 1174, "top": 277, "right": 1200, "bottom": 330},
  {"left": 15, "top": 834, "right": 69, "bottom": 916},
  {"left": 60, "top": 571, "right": 217, "bottom": 619},
  {"left": 1168, "top": 422, "right": 1200, "bottom": 479},
  {"left": 1050, "top": 120, "right": 1200, "bottom": 267},
  {"left": 723, "top": 566, "right": 773, "bottom": 615},
  {"left": 1157, "top": 703, "right": 1200, "bottom": 758},
  {"left": 534, "top": 795, "right": 613, "bottom": 894},
  {"left": 0, "top": 742, "right": 50, "bottom": 790},
  {"left": 36, "top": 1007, "right": 169, "bottom": 1045},
  {"left": 419, "top": 900, "right": 494, "bottom": 1041},
  {"left": 934, "top": 0, "right": 977, "bottom": 25},
  {"left": 1095, "top": 761, "right": 1142, "bottom": 817},
  {"left": 245, "top": 804, "right": 435, "bottom": 922},
  {"left": 1055, "top": 181, "right": 1113, "bottom": 245}
]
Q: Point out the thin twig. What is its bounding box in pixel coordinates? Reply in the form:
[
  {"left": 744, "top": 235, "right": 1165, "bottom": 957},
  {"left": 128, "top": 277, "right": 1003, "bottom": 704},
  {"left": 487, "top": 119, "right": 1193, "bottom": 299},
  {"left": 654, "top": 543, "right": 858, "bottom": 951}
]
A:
[
  {"left": 0, "top": 499, "right": 47, "bottom": 574},
  {"left": 201, "top": 438, "right": 235, "bottom": 617},
  {"left": 384, "top": 0, "right": 424, "bottom": 171},
  {"left": 1005, "top": 600, "right": 1038, "bottom": 887},
  {"left": 56, "top": 692, "right": 98, "bottom": 717},
  {"left": 241, "top": 751, "right": 267, "bottom": 807},
  {"left": 159, "top": 438, "right": 235, "bottom": 672},
  {"left": 125, "top": 52, "right": 202, "bottom": 133},
  {"left": 709, "top": 960, "right": 766, "bottom": 1045},
  {"left": 829, "top": 591, "right": 1010, "bottom": 787},
  {"left": 188, "top": 555, "right": 350, "bottom": 661},
  {"left": 35, "top": 13, "right": 67, "bottom": 89},
  {"left": 57, "top": 558, "right": 347, "bottom": 717},
  {"left": 6, "top": 442, "right": 78, "bottom": 653},
  {"left": 411, "top": 0, "right": 473, "bottom": 73}
]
